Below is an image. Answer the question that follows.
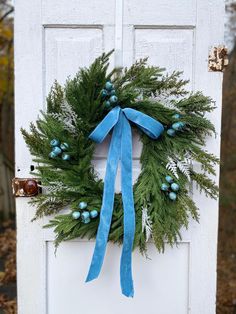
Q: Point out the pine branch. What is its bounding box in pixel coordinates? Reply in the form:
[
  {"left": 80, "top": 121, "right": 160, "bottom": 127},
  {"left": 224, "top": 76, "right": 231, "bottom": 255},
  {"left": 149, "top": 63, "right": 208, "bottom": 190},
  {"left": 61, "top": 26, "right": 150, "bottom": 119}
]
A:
[{"left": 190, "top": 171, "right": 219, "bottom": 199}]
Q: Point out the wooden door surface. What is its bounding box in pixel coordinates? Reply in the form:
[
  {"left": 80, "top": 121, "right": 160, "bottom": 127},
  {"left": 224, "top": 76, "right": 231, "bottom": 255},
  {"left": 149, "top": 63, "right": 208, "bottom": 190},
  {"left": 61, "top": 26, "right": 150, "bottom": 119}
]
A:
[{"left": 15, "top": 1, "right": 224, "bottom": 313}]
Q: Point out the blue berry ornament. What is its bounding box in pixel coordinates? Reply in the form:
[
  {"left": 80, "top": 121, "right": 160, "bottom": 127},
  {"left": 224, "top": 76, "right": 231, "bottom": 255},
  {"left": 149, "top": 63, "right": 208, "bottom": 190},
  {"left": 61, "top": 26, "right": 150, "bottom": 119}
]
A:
[
  {"left": 105, "top": 101, "right": 111, "bottom": 108},
  {"left": 105, "top": 81, "right": 113, "bottom": 91},
  {"left": 79, "top": 201, "right": 87, "bottom": 210},
  {"left": 60, "top": 142, "right": 69, "bottom": 151},
  {"left": 52, "top": 146, "right": 62, "bottom": 156},
  {"left": 72, "top": 211, "right": 81, "bottom": 220},
  {"left": 172, "top": 113, "right": 181, "bottom": 119},
  {"left": 62, "top": 153, "right": 71, "bottom": 161},
  {"left": 110, "top": 89, "right": 116, "bottom": 96},
  {"left": 110, "top": 95, "right": 118, "bottom": 104},
  {"left": 83, "top": 217, "right": 91, "bottom": 224},
  {"left": 101, "top": 89, "right": 108, "bottom": 98},
  {"left": 171, "top": 183, "right": 180, "bottom": 192},
  {"left": 81, "top": 211, "right": 90, "bottom": 220},
  {"left": 49, "top": 151, "right": 57, "bottom": 159},
  {"left": 90, "top": 210, "right": 98, "bottom": 218},
  {"left": 165, "top": 176, "right": 174, "bottom": 183},
  {"left": 50, "top": 139, "right": 60, "bottom": 147},
  {"left": 169, "top": 192, "right": 177, "bottom": 201},
  {"left": 161, "top": 183, "right": 169, "bottom": 191},
  {"left": 172, "top": 122, "right": 183, "bottom": 131},
  {"left": 179, "top": 121, "right": 185, "bottom": 128},
  {"left": 167, "top": 129, "right": 176, "bottom": 137}
]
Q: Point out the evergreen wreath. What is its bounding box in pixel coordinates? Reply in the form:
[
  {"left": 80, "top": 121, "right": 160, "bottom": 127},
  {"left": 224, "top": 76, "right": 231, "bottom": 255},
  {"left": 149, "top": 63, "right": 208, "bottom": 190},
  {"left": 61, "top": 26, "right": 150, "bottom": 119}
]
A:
[{"left": 22, "top": 51, "right": 219, "bottom": 256}]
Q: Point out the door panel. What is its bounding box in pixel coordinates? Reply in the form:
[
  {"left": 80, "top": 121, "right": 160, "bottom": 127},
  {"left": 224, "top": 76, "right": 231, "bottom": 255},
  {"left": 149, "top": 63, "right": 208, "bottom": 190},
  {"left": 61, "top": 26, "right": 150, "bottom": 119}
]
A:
[
  {"left": 44, "top": 27, "right": 105, "bottom": 94},
  {"left": 46, "top": 241, "right": 189, "bottom": 314},
  {"left": 15, "top": 1, "right": 224, "bottom": 313},
  {"left": 134, "top": 28, "right": 194, "bottom": 87}
]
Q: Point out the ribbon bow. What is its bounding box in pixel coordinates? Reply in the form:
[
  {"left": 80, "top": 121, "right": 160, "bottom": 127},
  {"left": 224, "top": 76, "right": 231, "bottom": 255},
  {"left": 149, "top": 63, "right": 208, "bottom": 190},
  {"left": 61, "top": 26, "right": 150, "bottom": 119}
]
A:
[{"left": 86, "top": 106, "right": 164, "bottom": 297}]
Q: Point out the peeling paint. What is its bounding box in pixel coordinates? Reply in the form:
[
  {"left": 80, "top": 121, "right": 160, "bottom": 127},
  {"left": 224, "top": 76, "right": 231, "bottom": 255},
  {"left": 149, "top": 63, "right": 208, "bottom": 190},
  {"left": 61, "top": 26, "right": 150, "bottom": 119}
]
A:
[{"left": 208, "top": 45, "right": 229, "bottom": 72}]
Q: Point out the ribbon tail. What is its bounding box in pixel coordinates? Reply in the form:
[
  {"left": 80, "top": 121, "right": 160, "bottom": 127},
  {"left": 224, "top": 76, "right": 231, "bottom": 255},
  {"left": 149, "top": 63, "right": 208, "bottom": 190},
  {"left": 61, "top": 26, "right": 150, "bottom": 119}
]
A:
[
  {"left": 120, "top": 114, "right": 135, "bottom": 297},
  {"left": 86, "top": 113, "right": 122, "bottom": 283}
]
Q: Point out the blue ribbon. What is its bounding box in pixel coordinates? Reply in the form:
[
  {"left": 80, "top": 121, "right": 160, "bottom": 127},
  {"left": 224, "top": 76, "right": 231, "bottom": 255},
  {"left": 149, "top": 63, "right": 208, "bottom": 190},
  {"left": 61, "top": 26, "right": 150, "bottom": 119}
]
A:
[{"left": 86, "top": 106, "right": 164, "bottom": 297}]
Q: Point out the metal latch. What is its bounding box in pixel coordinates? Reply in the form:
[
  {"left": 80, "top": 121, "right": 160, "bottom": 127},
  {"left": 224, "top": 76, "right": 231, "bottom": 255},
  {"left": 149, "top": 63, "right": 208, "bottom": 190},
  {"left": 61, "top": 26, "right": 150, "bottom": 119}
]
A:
[
  {"left": 208, "top": 45, "right": 229, "bottom": 72},
  {"left": 12, "top": 178, "right": 41, "bottom": 197}
]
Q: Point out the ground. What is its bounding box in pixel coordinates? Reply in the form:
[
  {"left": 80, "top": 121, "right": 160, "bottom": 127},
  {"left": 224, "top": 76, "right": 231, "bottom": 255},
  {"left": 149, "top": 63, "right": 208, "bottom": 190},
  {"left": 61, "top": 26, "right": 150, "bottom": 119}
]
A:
[{"left": 0, "top": 221, "right": 16, "bottom": 314}]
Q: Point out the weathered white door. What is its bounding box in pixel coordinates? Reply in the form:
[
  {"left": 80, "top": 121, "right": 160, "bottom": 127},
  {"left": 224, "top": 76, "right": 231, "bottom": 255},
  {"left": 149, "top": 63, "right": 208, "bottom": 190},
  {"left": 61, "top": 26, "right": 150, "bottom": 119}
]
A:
[{"left": 15, "top": 1, "right": 224, "bottom": 313}]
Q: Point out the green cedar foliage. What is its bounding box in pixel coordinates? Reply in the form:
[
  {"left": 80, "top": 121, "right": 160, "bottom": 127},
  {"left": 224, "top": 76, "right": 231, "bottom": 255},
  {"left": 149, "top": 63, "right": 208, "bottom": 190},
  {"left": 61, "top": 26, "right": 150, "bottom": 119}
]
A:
[{"left": 21, "top": 51, "right": 218, "bottom": 254}]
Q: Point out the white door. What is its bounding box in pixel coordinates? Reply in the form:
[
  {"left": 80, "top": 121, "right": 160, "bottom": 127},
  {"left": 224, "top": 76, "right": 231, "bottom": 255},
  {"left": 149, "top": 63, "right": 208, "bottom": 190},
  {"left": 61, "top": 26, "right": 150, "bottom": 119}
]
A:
[{"left": 15, "top": 1, "right": 224, "bottom": 313}]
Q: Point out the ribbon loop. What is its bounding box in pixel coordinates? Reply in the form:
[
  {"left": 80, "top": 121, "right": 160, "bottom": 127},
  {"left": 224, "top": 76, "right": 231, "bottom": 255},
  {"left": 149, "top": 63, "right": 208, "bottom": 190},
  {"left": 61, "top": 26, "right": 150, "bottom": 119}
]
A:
[
  {"left": 89, "top": 106, "right": 121, "bottom": 143},
  {"left": 86, "top": 106, "right": 164, "bottom": 297},
  {"left": 123, "top": 108, "right": 164, "bottom": 139}
]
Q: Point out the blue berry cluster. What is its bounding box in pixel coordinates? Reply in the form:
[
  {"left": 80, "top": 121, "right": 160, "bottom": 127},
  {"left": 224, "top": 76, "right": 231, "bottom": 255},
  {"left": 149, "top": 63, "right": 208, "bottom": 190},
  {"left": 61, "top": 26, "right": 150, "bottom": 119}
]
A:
[
  {"left": 49, "top": 139, "right": 71, "bottom": 161},
  {"left": 161, "top": 176, "right": 180, "bottom": 201},
  {"left": 72, "top": 201, "right": 99, "bottom": 224},
  {"left": 167, "top": 113, "right": 186, "bottom": 137},
  {"left": 101, "top": 81, "right": 118, "bottom": 109}
]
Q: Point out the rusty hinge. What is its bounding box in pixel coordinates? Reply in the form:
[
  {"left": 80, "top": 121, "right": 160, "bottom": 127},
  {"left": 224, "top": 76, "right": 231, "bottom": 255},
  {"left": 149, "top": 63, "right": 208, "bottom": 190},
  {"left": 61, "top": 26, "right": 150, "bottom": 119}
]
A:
[
  {"left": 12, "top": 178, "right": 41, "bottom": 197},
  {"left": 208, "top": 45, "right": 229, "bottom": 72}
]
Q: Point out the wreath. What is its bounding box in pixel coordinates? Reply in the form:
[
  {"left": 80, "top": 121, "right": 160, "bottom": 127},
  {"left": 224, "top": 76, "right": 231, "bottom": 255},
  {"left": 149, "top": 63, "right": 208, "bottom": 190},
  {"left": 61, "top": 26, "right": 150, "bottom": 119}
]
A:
[{"left": 22, "top": 51, "right": 218, "bottom": 297}]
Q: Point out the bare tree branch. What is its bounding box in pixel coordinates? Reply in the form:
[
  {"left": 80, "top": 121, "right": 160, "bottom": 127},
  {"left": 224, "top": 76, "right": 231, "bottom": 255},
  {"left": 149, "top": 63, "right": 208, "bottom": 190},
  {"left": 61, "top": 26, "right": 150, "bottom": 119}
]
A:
[{"left": 0, "top": 7, "right": 13, "bottom": 22}]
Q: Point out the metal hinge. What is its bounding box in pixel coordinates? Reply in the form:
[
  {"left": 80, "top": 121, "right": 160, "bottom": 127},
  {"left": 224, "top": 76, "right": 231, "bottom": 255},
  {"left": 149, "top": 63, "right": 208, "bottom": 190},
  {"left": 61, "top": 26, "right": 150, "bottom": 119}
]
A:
[
  {"left": 12, "top": 178, "right": 41, "bottom": 197},
  {"left": 208, "top": 45, "right": 229, "bottom": 72}
]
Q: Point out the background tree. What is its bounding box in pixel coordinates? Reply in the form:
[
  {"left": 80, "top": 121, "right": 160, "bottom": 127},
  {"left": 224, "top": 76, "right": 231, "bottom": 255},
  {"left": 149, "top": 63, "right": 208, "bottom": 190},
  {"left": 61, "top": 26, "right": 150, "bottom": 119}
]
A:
[
  {"left": 0, "top": 0, "right": 14, "bottom": 162},
  {"left": 0, "top": 0, "right": 14, "bottom": 218},
  {"left": 0, "top": 4, "right": 16, "bottom": 313},
  {"left": 217, "top": 1, "right": 236, "bottom": 313}
]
